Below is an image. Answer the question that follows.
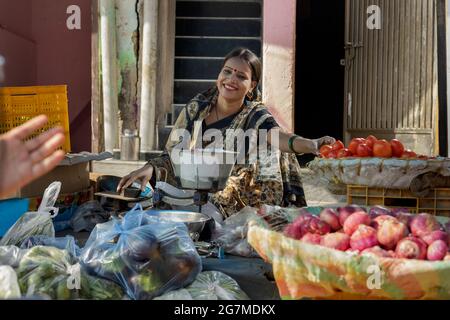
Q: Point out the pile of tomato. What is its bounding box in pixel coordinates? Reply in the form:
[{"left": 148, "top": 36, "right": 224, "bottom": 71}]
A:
[{"left": 320, "top": 135, "right": 429, "bottom": 159}]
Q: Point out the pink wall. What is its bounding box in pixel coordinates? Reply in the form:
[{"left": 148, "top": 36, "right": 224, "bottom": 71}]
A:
[
  {"left": 262, "top": 0, "right": 297, "bottom": 132},
  {"left": 0, "top": 0, "right": 36, "bottom": 86},
  {"left": 32, "top": 0, "right": 92, "bottom": 152}
]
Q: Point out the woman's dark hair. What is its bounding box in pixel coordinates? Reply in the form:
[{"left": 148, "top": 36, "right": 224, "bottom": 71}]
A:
[{"left": 222, "top": 48, "right": 262, "bottom": 100}]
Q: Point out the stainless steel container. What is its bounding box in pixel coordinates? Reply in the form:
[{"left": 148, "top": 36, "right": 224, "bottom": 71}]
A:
[{"left": 120, "top": 129, "right": 140, "bottom": 161}]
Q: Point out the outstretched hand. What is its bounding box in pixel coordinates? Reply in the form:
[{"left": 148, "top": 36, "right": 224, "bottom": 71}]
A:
[{"left": 0, "top": 115, "right": 66, "bottom": 199}]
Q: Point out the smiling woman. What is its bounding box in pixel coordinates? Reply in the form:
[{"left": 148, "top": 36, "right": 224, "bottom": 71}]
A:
[{"left": 118, "top": 48, "right": 335, "bottom": 218}]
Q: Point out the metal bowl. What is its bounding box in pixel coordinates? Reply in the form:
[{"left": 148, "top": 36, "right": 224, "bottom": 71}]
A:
[{"left": 148, "top": 210, "right": 211, "bottom": 236}]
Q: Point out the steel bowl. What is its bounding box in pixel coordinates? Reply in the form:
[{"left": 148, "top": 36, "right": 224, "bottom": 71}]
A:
[{"left": 147, "top": 210, "right": 211, "bottom": 237}]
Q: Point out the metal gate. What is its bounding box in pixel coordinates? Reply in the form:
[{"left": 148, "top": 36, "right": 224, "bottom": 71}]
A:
[{"left": 344, "top": 0, "right": 439, "bottom": 155}]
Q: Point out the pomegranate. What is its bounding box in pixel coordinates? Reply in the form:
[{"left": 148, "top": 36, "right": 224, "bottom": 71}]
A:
[
  {"left": 395, "top": 237, "right": 427, "bottom": 260},
  {"left": 350, "top": 225, "right": 378, "bottom": 251},
  {"left": 421, "top": 230, "right": 449, "bottom": 246},
  {"left": 283, "top": 224, "right": 303, "bottom": 240},
  {"left": 319, "top": 208, "right": 341, "bottom": 231},
  {"left": 376, "top": 218, "right": 408, "bottom": 250},
  {"left": 410, "top": 213, "right": 441, "bottom": 237},
  {"left": 371, "top": 215, "right": 398, "bottom": 231},
  {"left": 396, "top": 212, "right": 414, "bottom": 227},
  {"left": 343, "top": 211, "right": 371, "bottom": 236},
  {"left": 301, "top": 233, "right": 322, "bottom": 245},
  {"left": 299, "top": 216, "right": 331, "bottom": 236},
  {"left": 361, "top": 246, "right": 394, "bottom": 258},
  {"left": 427, "top": 240, "right": 448, "bottom": 261},
  {"left": 321, "top": 233, "right": 350, "bottom": 251},
  {"left": 368, "top": 206, "right": 393, "bottom": 219},
  {"left": 337, "top": 205, "right": 365, "bottom": 226}
]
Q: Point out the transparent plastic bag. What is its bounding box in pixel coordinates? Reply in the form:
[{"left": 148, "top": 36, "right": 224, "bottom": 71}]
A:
[
  {"left": 154, "top": 271, "right": 249, "bottom": 300},
  {"left": 0, "top": 266, "right": 21, "bottom": 299},
  {"left": 20, "top": 235, "right": 81, "bottom": 257},
  {"left": 212, "top": 207, "right": 263, "bottom": 258},
  {"left": 80, "top": 204, "right": 202, "bottom": 300},
  {"left": 187, "top": 271, "right": 249, "bottom": 300},
  {"left": 0, "top": 246, "right": 27, "bottom": 268},
  {"left": 70, "top": 200, "right": 110, "bottom": 233},
  {"left": 0, "top": 182, "right": 61, "bottom": 247},
  {"left": 17, "top": 246, "right": 123, "bottom": 300}
]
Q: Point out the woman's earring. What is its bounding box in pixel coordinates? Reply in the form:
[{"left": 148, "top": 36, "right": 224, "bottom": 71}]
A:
[{"left": 246, "top": 91, "right": 254, "bottom": 100}]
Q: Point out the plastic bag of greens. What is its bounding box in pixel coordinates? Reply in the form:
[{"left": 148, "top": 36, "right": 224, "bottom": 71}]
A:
[
  {"left": 17, "top": 246, "right": 123, "bottom": 300},
  {"left": 80, "top": 204, "right": 202, "bottom": 300},
  {"left": 0, "top": 182, "right": 61, "bottom": 247},
  {"left": 70, "top": 200, "right": 110, "bottom": 233},
  {"left": 0, "top": 246, "right": 27, "bottom": 268},
  {"left": 20, "top": 235, "right": 81, "bottom": 257},
  {"left": 154, "top": 271, "right": 249, "bottom": 300},
  {"left": 0, "top": 266, "right": 21, "bottom": 299}
]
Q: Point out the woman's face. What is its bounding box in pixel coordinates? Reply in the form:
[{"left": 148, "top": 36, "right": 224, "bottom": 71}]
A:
[{"left": 217, "top": 57, "right": 256, "bottom": 103}]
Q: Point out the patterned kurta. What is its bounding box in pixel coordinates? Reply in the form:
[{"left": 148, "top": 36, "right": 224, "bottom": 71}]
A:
[{"left": 147, "top": 88, "right": 307, "bottom": 218}]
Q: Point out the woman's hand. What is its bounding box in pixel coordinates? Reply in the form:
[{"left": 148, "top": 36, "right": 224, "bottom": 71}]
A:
[
  {"left": 312, "top": 136, "right": 336, "bottom": 154},
  {"left": 117, "top": 164, "right": 155, "bottom": 193}
]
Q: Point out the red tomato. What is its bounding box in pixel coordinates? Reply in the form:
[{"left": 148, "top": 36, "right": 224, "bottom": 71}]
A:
[
  {"left": 337, "top": 148, "right": 352, "bottom": 158},
  {"left": 332, "top": 140, "right": 345, "bottom": 152},
  {"left": 401, "top": 150, "right": 417, "bottom": 159},
  {"left": 356, "top": 143, "right": 372, "bottom": 157},
  {"left": 366, "top": 135, "right": 378, "bottom": 148},
  {"left": 373, "top": 139, "right": 393, "bottom": 158},
  {"left": 348, "top": 138, "right": 365, "bottom": 156},
  {"left": 328, "top": 150, "right": 339, "bottom": 159},
  {"left": 320, "top": 145, "right": 333, "bottom": 158},
  {"left": 390, "top": 139, "right": 405, "bottom": 157}
]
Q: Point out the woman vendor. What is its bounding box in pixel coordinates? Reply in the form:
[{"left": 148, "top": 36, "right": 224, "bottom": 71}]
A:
[{"left": 117, "top": 48, "right": 335, "bottom": 219}]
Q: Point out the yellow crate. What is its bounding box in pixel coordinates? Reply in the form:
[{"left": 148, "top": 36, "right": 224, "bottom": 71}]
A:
[
  {"left": 347, "top": 185, "right": 450, "bottom": 217},
  {"left": 0, "top": 85, "right": 71, "bottom": 152}
]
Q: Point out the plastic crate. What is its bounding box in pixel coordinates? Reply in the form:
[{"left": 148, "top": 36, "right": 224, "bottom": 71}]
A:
[
  {"left": 0, "top": 85, "right": 71, "bottom": 152},
  {"left": 347, "top": 185, "right": 450, "bottom": 217}
]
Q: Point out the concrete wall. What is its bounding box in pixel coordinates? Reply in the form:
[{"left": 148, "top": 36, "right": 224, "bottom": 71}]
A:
[{"left": 262, "top": 0, "right": 297, "bottom": 132}]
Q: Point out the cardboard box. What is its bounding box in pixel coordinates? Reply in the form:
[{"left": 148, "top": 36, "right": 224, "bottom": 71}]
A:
[{"left": 12, "top": 152, "right": 112, "bottom": 199}]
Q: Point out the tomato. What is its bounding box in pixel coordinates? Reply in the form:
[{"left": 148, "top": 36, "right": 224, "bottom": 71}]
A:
[
  {"left": 366, "top": 135, "right": 378, "bottom": 148},
  {"left": 337, "top": 148, "right": 352, "bottom": 158},
  {"left": 328, "top": 150, "right": 339, "bottom": 159},
  {"left": 356, "top": 143, "right": 372, "bottom": 157},
  {"left": 320, "top": 145, "right": 333, "bottom": 158},
  {"left": 332, "top": 140, "right": 345, "bottom": 152},
  {"left": 390, "top": 139, "right": 405, "bottom": 157},
  {"left": 348, "top": 138, "right": 365, "bottom": 156},
  {"left": 373, "top": 139, "right": 393, "bottom": 158},
  {"left": 401, "top": 150, "right": 417, "bottom": 159}
]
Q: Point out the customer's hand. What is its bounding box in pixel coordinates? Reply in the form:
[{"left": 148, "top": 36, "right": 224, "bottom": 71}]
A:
[
  {"left": 0, "top": 115, "right": 66, "bottom": 199},
  {"left": 117, "top": 164, "right": 155, "bottom": 193},
  {"left": 311, "top": 136, "right": 336, "bottom": 155}
]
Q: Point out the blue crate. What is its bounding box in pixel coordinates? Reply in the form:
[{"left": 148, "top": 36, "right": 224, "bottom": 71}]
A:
[{"left": 0, "top": 198, "right": 30, "bottom": 237}]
